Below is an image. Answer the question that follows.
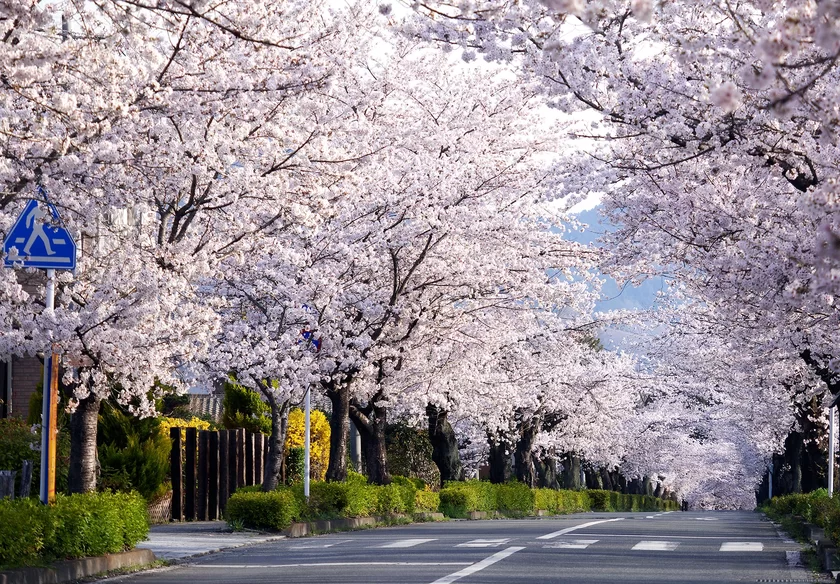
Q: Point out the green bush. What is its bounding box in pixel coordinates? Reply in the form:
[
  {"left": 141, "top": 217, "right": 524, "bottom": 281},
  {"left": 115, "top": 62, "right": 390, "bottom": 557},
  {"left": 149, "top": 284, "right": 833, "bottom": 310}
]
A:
[
  {"left": 0, "top": 498, "right": 48, "bottom": 567},
  {"left": 588, "top": 490, "right": 612, "bottom": 511},
  {"left": 221, "top": 379, "right": 271, "bottom": 435},
  {"left": 97, "top": 403, "right": 170, "bottom": 501},
  {"left": 534, "top": 489, "right": 590, "bottom": 514},
  {"left": 226, "top": 489, "right": 301, "bottom": 531},
  {"left": 415, "top": 489, "right": 440, "bottom": 513},
  {"left": 496, "top": 482, "right": 535, "bottom": 517},
  {"left": 307, "top": 481, "right": 349, "bottom": 518},
  {"left": 0, "top": 491, "right": 148, "bottom": 569},
  {"left": 375, "top": 483, "right": 409, "bottom": 515},
  {"left": 0, "top": 418, "right": 70, "bottom": 497}
]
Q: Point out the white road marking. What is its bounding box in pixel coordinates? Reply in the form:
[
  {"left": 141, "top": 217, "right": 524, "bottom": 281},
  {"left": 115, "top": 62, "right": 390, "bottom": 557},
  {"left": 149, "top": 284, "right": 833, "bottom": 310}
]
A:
[
  {"left": 537, "top": 518, "right": 625, "bottom": 540},
  {"left": 695, "top": 518, "right": 718, "bottom": 521},
  {"left": 632, "top": 541, "right": 679, "bottom": 551},
  {"left": 720, "top": 542, "right": 763, "bottom": 552},
  {"left": 570, "top": 533, "right": 768, "bottom": 540},
  {"left": 196, "top": 562, "right": 472, "bottom": 569},
  {"left": 430, "top": 547, "right": 524, "bottom": 584},
  {"left": 457, "top": 538, "right": 510, "bottom": 548},
  {"left": 380, "top": 538, "right": 437, "bottom": 548},
  {"left": 542, "top": 539, "right": 598, "bottom": 550},
  {"left": 289, "top": 540, "right": 351, "bottom": 549},
  {"left": 645, "top": 516, "right": 654, "bottom": 519}
]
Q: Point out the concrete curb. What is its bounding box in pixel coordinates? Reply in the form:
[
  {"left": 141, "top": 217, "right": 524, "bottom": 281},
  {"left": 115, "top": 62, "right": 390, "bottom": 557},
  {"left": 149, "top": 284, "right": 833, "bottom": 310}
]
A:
[
  {"left": 0, "top": 549, "right": 156, "bottom": 584},
  {"left": 283, "top": 514, "right": 410, "bottom": 537}
]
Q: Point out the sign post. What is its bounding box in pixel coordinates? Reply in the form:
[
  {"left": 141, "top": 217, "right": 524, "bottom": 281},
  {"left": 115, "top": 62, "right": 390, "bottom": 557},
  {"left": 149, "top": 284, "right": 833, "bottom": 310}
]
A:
[{"left": 3, "top": 195, "right": 76, "bottom": 505}]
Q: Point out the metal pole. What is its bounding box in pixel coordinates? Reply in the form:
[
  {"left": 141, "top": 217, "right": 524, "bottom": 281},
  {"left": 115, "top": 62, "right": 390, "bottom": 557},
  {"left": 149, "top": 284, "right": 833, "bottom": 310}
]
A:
[
  {"left": 830, "top": 406, "right": 836, "bottom": 497},
  {"left": 39, "top": 269, "right": 56, "bottom": 505},
  {"left": 350, "top": 421, "right": 361, "bottom": 472},
  {"left": 768, "top": 461, "right": 773, "bottom": 500},
  {"left": 304, "top": 386, "right": 310, "bottom": 499}
]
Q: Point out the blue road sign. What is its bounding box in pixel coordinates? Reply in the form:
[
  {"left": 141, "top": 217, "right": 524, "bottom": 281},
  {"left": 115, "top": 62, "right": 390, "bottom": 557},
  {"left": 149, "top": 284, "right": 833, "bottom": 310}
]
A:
[{"left": 3, "top": 200, "right": 77, "bottom": 270}]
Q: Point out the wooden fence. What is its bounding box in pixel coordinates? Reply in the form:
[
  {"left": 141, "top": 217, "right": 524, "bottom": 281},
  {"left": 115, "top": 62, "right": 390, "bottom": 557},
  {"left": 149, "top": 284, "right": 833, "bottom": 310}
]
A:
[
  {"left": 0, "top": 460, "right": 34, "bottom": 500},
  {"left": 170, "top": 428, "right": 269, "bottom": 521}
]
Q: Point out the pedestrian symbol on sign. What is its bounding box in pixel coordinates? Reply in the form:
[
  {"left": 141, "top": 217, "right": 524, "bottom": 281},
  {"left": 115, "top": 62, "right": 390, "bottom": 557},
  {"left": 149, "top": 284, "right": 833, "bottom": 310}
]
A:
[{"left": 3, "top": 199, "right": 76, "bottom": 270}]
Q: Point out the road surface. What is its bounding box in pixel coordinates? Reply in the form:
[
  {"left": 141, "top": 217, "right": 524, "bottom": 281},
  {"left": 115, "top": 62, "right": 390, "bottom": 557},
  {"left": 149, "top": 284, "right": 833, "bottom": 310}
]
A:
[{"left": 112, "top": 511, "right": 821, "bottom": 584}]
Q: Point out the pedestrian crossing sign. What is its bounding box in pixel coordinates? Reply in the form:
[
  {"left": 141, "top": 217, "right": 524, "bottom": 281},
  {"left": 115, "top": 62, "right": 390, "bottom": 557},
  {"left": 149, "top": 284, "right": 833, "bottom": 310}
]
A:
[{"left": 3, "top": 199, "right": 77, "bottom": 270}]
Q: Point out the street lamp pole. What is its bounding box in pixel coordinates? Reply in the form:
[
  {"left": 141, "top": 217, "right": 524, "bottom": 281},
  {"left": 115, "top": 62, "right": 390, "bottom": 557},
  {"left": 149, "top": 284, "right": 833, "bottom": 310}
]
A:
[{"left": 829, "top": 393, "right": 840, "bottom": 497}]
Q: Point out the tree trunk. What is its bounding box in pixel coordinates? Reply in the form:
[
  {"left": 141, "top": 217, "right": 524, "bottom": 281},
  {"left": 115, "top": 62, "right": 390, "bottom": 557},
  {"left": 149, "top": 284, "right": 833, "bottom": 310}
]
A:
[
  {"left": 560, "top": 453, "right": 581, "bottom": 490},
  {"left": 536, "top": 454, "right": 560, "bottom": 489},
  {"left": 426, "top": 404, "right": 463, "bottom": 487},
  {"left": 600, "top": 467, "right": 613, "bottom": 491},
  {"left": 262, "top": 393, "right": 289, "bottom": 492},
  {"left": 514, "top": 419, "right": 539, "bottom": 488},
  {"left": 350, "top": 398, "right": 390, "bottom": 485},
  {"left": 488, "top": 435, "right": 511, "bottom": 484},
  {"left": 68, "top": 394, "right": 102, "bottom": 494},
  {"left": 325, "top": 381, "right": 350, "bottom": 482}
]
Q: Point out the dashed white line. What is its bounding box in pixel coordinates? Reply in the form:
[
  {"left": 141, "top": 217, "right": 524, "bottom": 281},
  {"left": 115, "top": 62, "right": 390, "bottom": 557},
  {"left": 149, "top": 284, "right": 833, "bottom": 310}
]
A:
[
  {"left": 429, "top": 547, "right": 525, "bottom": 584},
  {"left": 720, "top": 542, "right": 763, "bottom": 552},
  {"left": 542, "top": 539, "right": 598, "bottom": 550},
  {"left": 537, "top": 518, "right": 625, "bottom": 540},
  {"left": 632, "top": 541, "right": 679, "bottom": 551},
  {"left": 457, "top": 538, "right": 510, "bottom": 548},
  {"left": 380, "top": 538, "right": 437, "bottom": 548}
]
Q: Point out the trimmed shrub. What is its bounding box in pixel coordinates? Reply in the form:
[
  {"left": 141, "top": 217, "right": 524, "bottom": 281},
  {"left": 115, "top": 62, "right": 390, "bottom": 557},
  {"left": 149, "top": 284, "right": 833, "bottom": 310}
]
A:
[
  {"left": 496, "top": 482, "right": 535, "bottom": 517},
  {"left": 0, "top": 498, "right": 48, "bottom": 567},
  {"left": 0, "top": 491, "right": 148, "bottom": 569},
  {"left": 588, "top": 490, "right": 612, "bottom": 511},
  {"left": 226, "top": 489, "right": 301, "bottom": 531},
  {"left": 439, "top": 488, "right": 470, "bottom": 518},
  {"left": 344, "top": 472, "right": 378, "bottom": 517},
  {"left": 307, "top": 481, "right": 349, "bottom": 518},
  {"left": 439, "top": 480, "right": 497, "bottom": 517},
  {"left": 415, "top": 489, "right": 440, "bottom": 513},
  {"left": 375, "top": 484, "right": 409, "bottom": 515},
  {"left": 390, "top": 476, "right": 419, "bottom": 514}
]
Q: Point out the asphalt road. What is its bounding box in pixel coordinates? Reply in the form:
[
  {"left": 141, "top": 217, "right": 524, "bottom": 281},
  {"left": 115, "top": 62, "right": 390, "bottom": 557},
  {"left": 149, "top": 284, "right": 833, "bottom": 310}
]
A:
[{"left": 111, "top": 511, "right": 819, "bottom": 584}]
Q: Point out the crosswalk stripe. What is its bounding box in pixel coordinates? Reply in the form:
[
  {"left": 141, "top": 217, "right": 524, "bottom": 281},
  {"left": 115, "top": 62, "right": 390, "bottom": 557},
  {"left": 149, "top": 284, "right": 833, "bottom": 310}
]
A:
[
  {"left": 632, "top": 541, "right": 679, "bottom": 551},
  {"left": 542, "top": 539, "right": 598, "bottom": 550},
  {"left": 380, "top": 539, "right": 436, "bottom": 548},
  {"left": 720, "top": 542, "right": 763, "bottom": 552},
  {"left": 457, "top": 538, "right": 511, "bottom": 548}
]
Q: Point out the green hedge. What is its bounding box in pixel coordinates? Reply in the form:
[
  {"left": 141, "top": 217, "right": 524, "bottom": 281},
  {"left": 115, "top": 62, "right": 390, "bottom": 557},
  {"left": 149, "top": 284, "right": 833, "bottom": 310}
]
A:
[
  {"left": 439, "top": 483, "right": 677, "bottom": 517},
  {"left": 415, "top": 489, "right": 441, "bottom": 513},
  {"left": 586, "top": 490, "right": 678, "bottom": 512},
  {"left": 227, "top": 474, "right": 428, "bottom": 529},
  {"left": 762, "top": 489, "right": 840, "bottom": 544},
  {"left": 226, "top": 489, "right": 302, "bottom": 531},
  {"left": 0, "top": 491, "right": 149, "bottom": 569},
  {"left": 225, "top": 477, "right": 680, "bottom": 531}
]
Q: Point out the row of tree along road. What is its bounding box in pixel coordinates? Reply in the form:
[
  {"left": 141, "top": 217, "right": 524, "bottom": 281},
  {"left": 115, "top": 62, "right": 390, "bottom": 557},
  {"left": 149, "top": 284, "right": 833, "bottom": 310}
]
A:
[{"left": 2, "top": 0, "right": 840, "bottom": 509}]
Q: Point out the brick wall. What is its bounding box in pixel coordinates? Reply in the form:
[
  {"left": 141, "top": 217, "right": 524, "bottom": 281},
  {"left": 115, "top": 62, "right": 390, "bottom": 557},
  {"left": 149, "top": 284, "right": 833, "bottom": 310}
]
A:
[{"left": 10, "top": 356, "right": 41, "bottom": 420}]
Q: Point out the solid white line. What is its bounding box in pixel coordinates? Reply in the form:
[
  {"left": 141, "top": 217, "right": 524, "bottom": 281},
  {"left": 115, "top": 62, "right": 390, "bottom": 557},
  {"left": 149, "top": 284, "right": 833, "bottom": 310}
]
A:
[
  {"left": 537, "top": 518, "right": 625, "bottom": 540},
  {"left": 632, "top": 541, "right": 679, "bottom": 551},
  {"left": 720, "top": 542, "right": 763, "bottom": 552},
  {"left": 195, "top": 562, "right": 472, "bottom": 569},
  {"left": 381, "top": 538, "right": 437, "bottom": 548},
  {"left": 429, "top": 546, "right": 524, "bottom": 584}
]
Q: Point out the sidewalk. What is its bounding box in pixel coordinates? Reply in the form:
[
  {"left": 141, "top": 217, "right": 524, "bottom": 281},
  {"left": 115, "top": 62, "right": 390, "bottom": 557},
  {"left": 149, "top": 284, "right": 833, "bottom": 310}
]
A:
[{"left": 136, "top": 521, "right": 285, "bottom": 561}]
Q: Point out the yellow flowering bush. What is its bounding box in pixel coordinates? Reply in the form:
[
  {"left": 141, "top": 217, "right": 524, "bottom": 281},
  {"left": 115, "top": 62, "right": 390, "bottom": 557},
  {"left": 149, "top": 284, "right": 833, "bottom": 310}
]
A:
[
  {"left": 158, "top": 416, "right": 212, "bottom": 441},
  {"left": 284, "top": 409, "right": 330, "bottom": 481}
]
